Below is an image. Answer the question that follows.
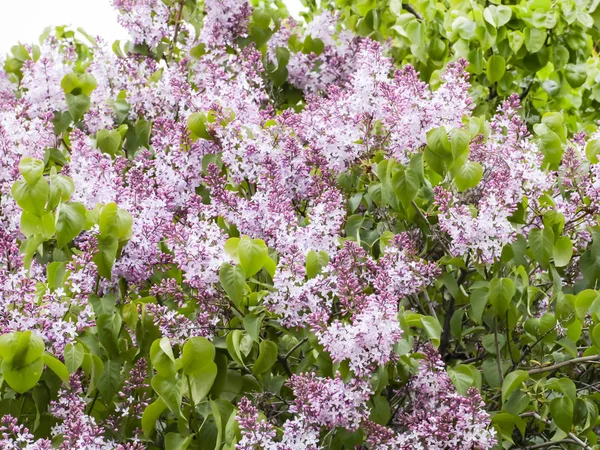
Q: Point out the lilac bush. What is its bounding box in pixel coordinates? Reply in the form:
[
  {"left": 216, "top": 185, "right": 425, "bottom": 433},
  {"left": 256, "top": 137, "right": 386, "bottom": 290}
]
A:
[{"left": 0, "top": 0, "right": 599, "bottom": 449}]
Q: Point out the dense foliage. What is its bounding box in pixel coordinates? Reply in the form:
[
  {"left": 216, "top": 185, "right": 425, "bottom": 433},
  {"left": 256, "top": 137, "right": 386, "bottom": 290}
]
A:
[{"left": 2, "top": 0, "right": 600, "bottom": 449}]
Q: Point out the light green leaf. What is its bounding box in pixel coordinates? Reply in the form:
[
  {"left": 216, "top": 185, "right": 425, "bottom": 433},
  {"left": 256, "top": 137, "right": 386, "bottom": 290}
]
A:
[
  {"left": 486, "top": 55, "right": 506, "bottom": 83},
  {"left": 142, "top": 399, "right": 167, "bottom": 437},
  {"left": 420, "top": 316, "right": 442, "bottom": 347},
  {"left": 238, "top": 237, "right": 269, "bottom": 277},
  {"left": 42, "top": 352, "right": 70, "bottom": 384},
  {"left": 306, "top": 250, "right": 329, "bottom": 279},
  {"left": 502, "top": 370, "right": 529, "bottom": 404},
  {"left": 452, "top": 161, "right": 483, "bottom": 192},
  {"left": 220, "top": 263, "right": 245, "bottom": 310},
  {"left": 64, "top": 343, "right": 84, "bottom": 374},
  {"left": 56, "top": 202, "right": 86, "bottom": 248},
  {"left": 2, "top": 358, "right": 44, "bottom": 394},
  {"left": 252, "top": 340, "right": 279, "bottom": 375},
  {"left": 553, "top": 236, "right": 573, "bottom": 267},
  {"left": 96, "top": 129, "right": 122, "bottom": 157},
  {"left": 529, "top": 227, "right": 554, "bottom": 269},
  {"left": 18, "top": 158, "right": 44, "bottom": 185}
]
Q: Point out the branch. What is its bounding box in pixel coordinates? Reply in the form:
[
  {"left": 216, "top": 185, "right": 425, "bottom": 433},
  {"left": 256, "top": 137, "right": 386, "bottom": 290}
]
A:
[
  {"left": 402, "top": 3, "right": 422, "bottom": 20},
  {"left": 520, "top": 412, "right": 592, "bottom": 450},
  {"left": 517, "top": 439, "right": 579, "bottom": 449},
  {"left": 283, "top": 337, "right": 308, "bottom": 360},
  {"left": 527, "top": 355, "right": 600, "bottom": 375},
  {"left": 170, "top": 0, "right": 186, "bottom": 54}
]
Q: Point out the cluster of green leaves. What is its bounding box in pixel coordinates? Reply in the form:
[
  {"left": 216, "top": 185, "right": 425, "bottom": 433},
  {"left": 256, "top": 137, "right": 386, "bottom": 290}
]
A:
[{"left": 11, "top": 156, "right": 131, "bottom": 277}]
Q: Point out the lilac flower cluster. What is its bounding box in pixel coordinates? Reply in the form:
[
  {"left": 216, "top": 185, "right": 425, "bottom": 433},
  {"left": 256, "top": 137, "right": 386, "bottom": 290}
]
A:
[
  {"left": 436, "top": 94, "right": 549, "bottom": 262},
  {"left": 0, "top": 416, "right": 51, "bottom": 450},
  {"left": 366, "top": 346, "right": 497, "bottom": 450}
]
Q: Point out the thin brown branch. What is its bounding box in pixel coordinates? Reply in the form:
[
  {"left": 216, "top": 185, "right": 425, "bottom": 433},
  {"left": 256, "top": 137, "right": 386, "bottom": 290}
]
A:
[{"left": 527, "top": 355, "right": 600, "bottom": 375}]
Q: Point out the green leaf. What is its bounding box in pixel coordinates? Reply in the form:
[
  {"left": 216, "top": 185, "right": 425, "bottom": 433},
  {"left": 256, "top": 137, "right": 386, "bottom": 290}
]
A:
[
  {"left": 305, "top": 250, "right": 329, "bottom": 279},
  {"left": 243, "top": 313, "right": 263, "bottom": 343},
  {"left": 47, "top": 261, "right": 67, "bottom": 290},
  {"left": 502, "top": 370, "right": 529, "bottom": 404},
  {"left": 369, "top": 395, "right": 391, "bottom": 425},
  {"left": 574, "top": 290, "right": 599, "bottom": 320},
  {"left": 529, "top": 227, "right": 554, "bottom": 269},
  {"left": 525, "top": 27, "right": 546, "bottom": 53},
  {"left": 11, "top": 178, "right": 49, "bottom": 217},
  {"left": 493, "top": 5, "right": 512, "bottom": 26},
  {"left": 165, "top": 433, "right": 193, "bottom": 450},
  {"left": 1, "top": 358, "right": 44, "bottom": 394},
  {"left": 64, "top": 343, "right": 84, "bottom": 373},
  {"left": 96, "top": 129, "right": 122, "bottom": 157},
  {"left": 61, "top": 73, "right": 80, "bottom": 94},
  {"left": 224, "top": 237, "right": 240, "bottom": 262},
  {"left": 392, "top": 168, "right": 420, "bottom": 208},
  {"left": 426, "top": 126, "right": 451, "bottom": 157},
  {"left": 210, "top": 398, "right": 235, "bottom": 449},
  {"left": 470, "top": 287, "right": 488, "bottom": 324},
  {"left": 20, "top": 211, "right": 41, "bottom": 237},
  {"left": 553, "top": 236, "right": 573, "bottom": 267},
  {"left": 486, "top": 55, "right": 506, "bottom": 83},
  {"left": 79, "top": 73, "right": 97, "bottom": 95},
  {"left": 586, "top": 140, "right": 600, "bottom": 164},
  {"left": 142, "top": 399, "right": 167, "bottom": 437},
  {"left": 535, "top": 123, "right": 563, "bottom": 164},
  {"left": 219, "top": 263, "right": 245, "bottom": 310},
  {"left": 452, "top": 161, "right": 483, "bottom": 192},
  {"left": 49, "top": 173, "right": 75, "bottom": 208},
  {"left": 66, "top": 93, "right": 91, "bottom": 122},
  {"left": 151, "top": 373, "right": 182, "bottom": 416},
  {"left": 182, "top": 337, "right": 215, "bottom": 375},
  {"left": 564, "top": 64, "right": 587, "bottom": 88},
  {"left": 420, "top": 316, "right": 442, "bottom": 348},
  {"left": 42, "top": 353, "right": 70, "bottom": 384},
  {"left": 18, "top": 158, "right": 44, "bottom": 185},
  {"left": 187, "top": 365, "right": 218, "bottom": 405},
  {"left": 226, "top": 330, "right": 246, "bottom": 367},
  {"left": 591, "top": 324, "right": 600, "bottom": 349},
  {"left": 7, "top": 331, "right": 45, "bottom": 368},
  {"left": 488, "top": 278, "right": 515, "bottom": 317},
  {"left": 252, "top": 340, "right": 278, "bottom": 375},
  {"left": 187, "top": 112, "right": 212, "bottom": 140},
  {"left": 450, "top": 128, "right": 471, "bottom": 162},
  {"left": 550, "top": 397, "right": 573, "bottom": 432},
  {"left": 508, "top": 30, "right": 525, "bottom": 53},
  {"left": 56, "top": 202, "right": 86, "bottom": 248},
  {"left": 150, "top": 337, "right": 176, "bottom": 376},
  {"left": 237, "top": 237, "right": 269, "bottom": 277},
  {"left": 97, "top": 357, "right": 122, "bottom": 400},
  {"left": 93, "top": 235, "right": 118, "bottom": 279},
  {"left": 98, "top": 203, "right": 132, "bottom": 240},
  {"left": 448, "top": 365, "right": 475, "bottom": 395}
]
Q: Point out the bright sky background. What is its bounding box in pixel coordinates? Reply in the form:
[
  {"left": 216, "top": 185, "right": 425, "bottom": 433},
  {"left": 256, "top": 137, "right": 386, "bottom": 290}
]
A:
[{"left": 0, "top": 0, "right": 306, "bottom": 54}]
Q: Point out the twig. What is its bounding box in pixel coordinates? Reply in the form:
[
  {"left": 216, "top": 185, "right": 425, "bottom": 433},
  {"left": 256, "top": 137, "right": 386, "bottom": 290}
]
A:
[
  {"left": 402, "top": 3, "right": 422, "bottom": 20},
  {"left": 520, "top": 412, "right": 592, "bottom": 449},
  {"left": 527, "top": 355, "right": 600, "bottom": 375},
  {"left": 283, "top": 337, "right": 308, "bottom": 360},
  {"left": 516, "top": 439, "right": 579, "bottom": 449},
  {"left": 170, "top": 0, "right": 185, "bottom": 54},
  {"left": 494, "top": 317, "right": 504, "bottom": 383},
  {"left": 422, "top": 290, "right": 438, "bottom": 320}
]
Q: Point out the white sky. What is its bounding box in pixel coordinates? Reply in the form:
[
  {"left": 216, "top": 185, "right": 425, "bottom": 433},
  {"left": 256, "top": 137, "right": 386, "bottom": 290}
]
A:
[{"left": 0, "top": 0, "right": 306, "bottom": 54}]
